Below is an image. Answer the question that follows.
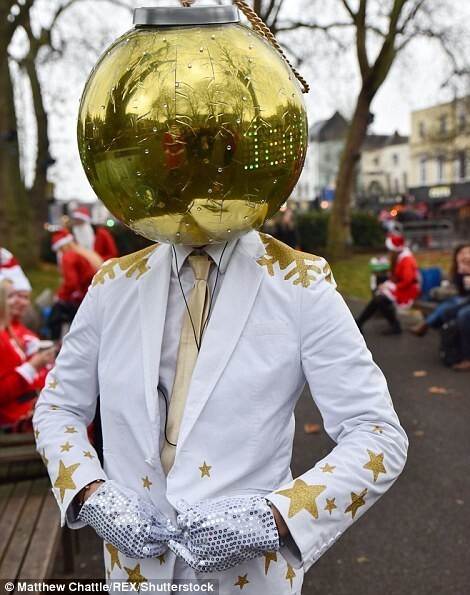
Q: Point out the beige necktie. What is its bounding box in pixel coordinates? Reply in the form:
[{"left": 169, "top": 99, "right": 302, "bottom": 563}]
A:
[{"left": 161, "top": 254, "right": 211, "bottom": 475}]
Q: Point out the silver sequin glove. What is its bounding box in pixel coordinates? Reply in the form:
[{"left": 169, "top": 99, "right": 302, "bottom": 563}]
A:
[
  {"left": 78, "top": 480, "right": 180, "bottom": 558},
  {"left": 168, "top": 495, "right": 280, "bottom": 572}
]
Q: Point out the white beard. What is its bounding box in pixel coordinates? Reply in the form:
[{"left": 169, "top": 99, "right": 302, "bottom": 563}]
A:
[{"left": 73, "top": 223, "right": 95, "bottom": 250}]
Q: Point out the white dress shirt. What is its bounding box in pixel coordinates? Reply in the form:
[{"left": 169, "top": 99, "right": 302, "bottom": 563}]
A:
[{"left": 157, "top": 240, "right": 238, "bottom": 451}]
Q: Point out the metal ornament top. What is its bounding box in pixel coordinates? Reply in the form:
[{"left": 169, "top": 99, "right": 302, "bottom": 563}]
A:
[{"left": 133, "top": 6, "right": 240, "bottom": 26}]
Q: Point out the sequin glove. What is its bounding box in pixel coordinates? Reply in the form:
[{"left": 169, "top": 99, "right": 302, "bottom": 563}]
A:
[
  {"left": 168, "top": 495, "right": 280, "bottom": 572},
  {"left": 78, "top": 480, "right": 180, "bottom": 558}
]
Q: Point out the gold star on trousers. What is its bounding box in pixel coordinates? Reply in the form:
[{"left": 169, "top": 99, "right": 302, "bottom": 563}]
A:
[
  {"left": 142, "top": 476, "right": 153, "bottom": 490},
  {"left": 124, "top": 564, "right": 147, "bottom": 588},
  {"left": 106, "top": 543, "right": 122, "bottom": 570},
  {"left": 234, "top": 574, "right": 249, "bottom": 589},
  {"left": 320, "top": 463, "right": 336, "bottom": 473},
  {"left": 83, "top": 451, "right": 95, "bottom": 459},
  {"left": 54, "top": 460, "right": 80, "bottom": 502},
  {"left": 372, "top": 425, "right": 383, "bottom": 434},
  {"left": 345, "top": 488, "right": 368, "bottom": 519},
  {"left": 157, "top": 554, "right": 165, "bottom": 565},
  {"left": 60, "top": 441, "right": 73, "bottom": 452},
  {"left": 264, "top": 552, "right": 277, "bottom": 575},
  {"left": 286, "top": 563, "right": 296, "bottom": 588},
  {"left": 324, "top": 497, "right": 337, "bottom": 515},
  {"left": 199, "top": 461, "right": 212, "bottom": 478},
  {"left": 34, "top": 429, "right": 40, "bottom": 439},
  {"left": 276, "top": 479, "right": 327, "bottom": 518},
  {"left": 65, "top": 426, "right": 77, "bottom": 434},
  {"left": 363, "top": 449, "right": 386, "bottom": 482},
  {"left": 49, "top": 379, "right": 58, "bottom": 389}
]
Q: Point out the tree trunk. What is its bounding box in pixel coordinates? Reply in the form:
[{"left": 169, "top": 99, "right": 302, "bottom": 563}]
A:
[
  {"left": 24, "top": 47, "right": 50, "bottom": 265},
  {"left": 326, "top": 86, "right": 373, "bottom": 260},
  {"left": 0, "top": 44, "right": 34, "bottom": 265}
]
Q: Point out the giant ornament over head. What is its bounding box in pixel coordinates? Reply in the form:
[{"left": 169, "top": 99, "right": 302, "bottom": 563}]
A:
[{"left": 77, "top": 4, "right": 308, "bottom": 245}]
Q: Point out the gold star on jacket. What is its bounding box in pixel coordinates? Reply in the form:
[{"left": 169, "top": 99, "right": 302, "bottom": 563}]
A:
[{"left": 34, "top": 231, "right": 407, "bottom": 594}]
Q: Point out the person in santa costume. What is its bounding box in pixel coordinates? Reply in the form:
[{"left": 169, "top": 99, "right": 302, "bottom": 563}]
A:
[
  {"left": 356, "top": 234, "right": 421, "bottom": 335},
  {"left": 71, "top": 206, "right": 119, "bottom": 263},
  {"left": 0, "top": 247, "right": 56, "bottom": 392},
  {"left": 0, "top": 277, "right": 56, "bottom": 430},
  {"left": 46, "top": 230, "right": 103, "bottom": 340}
]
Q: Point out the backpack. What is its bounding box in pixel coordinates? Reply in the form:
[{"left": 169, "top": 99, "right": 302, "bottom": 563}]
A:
[{"left": 439, "top": 319, "right": 462, "bottom": 366}]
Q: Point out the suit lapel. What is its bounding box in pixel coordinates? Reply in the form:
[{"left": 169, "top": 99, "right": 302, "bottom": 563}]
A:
[
  {"left": 138, "top": 245, "right": 171, "bottom": 439},
  {"left": 175, "top": 233, "right": 266, "bottom": 452}
]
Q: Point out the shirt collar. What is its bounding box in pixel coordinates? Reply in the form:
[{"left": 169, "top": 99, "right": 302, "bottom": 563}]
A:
[{"left": 171, "top": 239, "right": 238, "bottom": 275}]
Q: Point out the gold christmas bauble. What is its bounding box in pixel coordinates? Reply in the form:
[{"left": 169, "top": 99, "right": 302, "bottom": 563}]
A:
[{"left": 77, "top": 6, "right": 307, "bottom": 245}]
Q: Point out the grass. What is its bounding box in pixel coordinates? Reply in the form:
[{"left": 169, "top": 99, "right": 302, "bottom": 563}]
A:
[
  {"left": 23, "top": 249, "right": 453, "bottom": 305},
  {"left": 330, "top": 249, "right": 452, "bottom": 301},
  {"left": 25, "top": 263, "right": 60, "bottom": 300}
]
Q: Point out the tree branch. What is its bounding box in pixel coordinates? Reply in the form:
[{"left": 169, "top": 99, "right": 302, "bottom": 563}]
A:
[
  {"left": 276, "top": 21, "right": 352, "bottom": 33},
  {"left": 5, "top": 0, "right": 35, "bottom": 41},
  {"left": 356, "top": 0, "right": 369, "bottom": 77},
  {"left": 365, "top": 0, "right": 408, "bottom": 95},
  {"left": 341, "top": 0, "right": 356, "bottom": 21}
]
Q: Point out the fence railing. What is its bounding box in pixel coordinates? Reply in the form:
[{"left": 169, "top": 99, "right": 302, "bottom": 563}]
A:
[{"left": 394, "top": 219, "right": 454, "bottom": 250}]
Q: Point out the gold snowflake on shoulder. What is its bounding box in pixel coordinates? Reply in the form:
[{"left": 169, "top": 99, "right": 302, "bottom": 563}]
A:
[
  {"left": 257, "top": 234, "right": 332, "bottom": 288},
  {"left": 92, "top": 245, "right": 157, "bottom": 286}
]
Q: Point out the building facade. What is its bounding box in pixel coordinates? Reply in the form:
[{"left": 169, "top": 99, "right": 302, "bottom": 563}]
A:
[
  {"left": 290, "top": 111, "right": 348, "bottom": 208},
  {"left": 359, "top": 132, "right": 410, "bottom": 211},
  {"left": 409, "top": 97, "right": 470, "bottom": 205}
]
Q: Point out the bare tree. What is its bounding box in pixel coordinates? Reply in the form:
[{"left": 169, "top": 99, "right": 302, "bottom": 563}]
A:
[
  {"left": 0, "top": 0, "right": 132, "bottom": 266},
  {"left": 249, "top": 0, "right": 470, "bottom": 258}
]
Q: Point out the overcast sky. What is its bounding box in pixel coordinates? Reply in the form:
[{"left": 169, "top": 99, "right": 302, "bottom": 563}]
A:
[{"left": 19, "top": 0, "right": 469, "bottom": 201}]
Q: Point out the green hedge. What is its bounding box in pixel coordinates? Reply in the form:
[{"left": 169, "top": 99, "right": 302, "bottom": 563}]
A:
[
  {"left": 296, "top": 211, "right": 385, "bottom": 252},
  {"left": 350, "top": 211, "right": 386, "bottom": 248}
]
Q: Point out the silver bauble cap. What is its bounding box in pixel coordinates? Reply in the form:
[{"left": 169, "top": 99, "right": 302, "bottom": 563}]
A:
[{"left": 133, "top": 6, "right": 240, "bottom": 26}]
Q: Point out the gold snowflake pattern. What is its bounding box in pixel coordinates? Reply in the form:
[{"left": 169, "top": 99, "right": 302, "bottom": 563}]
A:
[
  {"left": 257, "top": 234, "right": 331, "bottom": 288},
  {"left": 92, "top": 245, "right": 157, "bottom": 287}
]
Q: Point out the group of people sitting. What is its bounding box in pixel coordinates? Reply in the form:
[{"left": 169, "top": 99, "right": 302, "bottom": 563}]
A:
[
  {"left": 0, "top": 206, "right": 119, "bottom": 432},
  {"left": 409, "top": 243, "right": 470, "bottom": 371},
  {"left": 356, "top": 234, "right": 470, "bottom": 371}
]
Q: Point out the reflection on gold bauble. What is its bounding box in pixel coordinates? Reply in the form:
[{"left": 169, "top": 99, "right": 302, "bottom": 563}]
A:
[{"left": 78, "top": 19, "right": 307, "bottom": 245}]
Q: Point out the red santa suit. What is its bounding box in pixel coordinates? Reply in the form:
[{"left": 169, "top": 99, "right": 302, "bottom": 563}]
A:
[
  {"left": 93, "top": 227, "right": 119, "bottom": 262},
  {"left": 379, "top": 241, "right": 420, "bottom": 307},
  {"left": 0, "top": 330, "right": 38, "bottom": 427},
  {"left": 11, "top": 320, "right": 51, "bottom": 391},
  {"left": 57, "top": 250, "right": 98, "bottom": 305}
]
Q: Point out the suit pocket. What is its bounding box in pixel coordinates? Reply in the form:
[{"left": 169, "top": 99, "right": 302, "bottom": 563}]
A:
[{"left": 242, "top": 322, "right": 288, "bottom": 337}]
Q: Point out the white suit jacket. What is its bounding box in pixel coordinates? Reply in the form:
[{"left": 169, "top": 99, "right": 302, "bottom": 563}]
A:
[{"left": 34, "top": 231, "right": 408, "bottom": 594}]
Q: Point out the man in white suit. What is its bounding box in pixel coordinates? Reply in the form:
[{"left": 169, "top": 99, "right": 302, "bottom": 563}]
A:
[{"left": 34, "top": 229, "right": 407, "bottom": 594}]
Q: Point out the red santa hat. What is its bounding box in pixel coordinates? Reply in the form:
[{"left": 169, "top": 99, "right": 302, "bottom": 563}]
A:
[
  {"left": 72, "top": 206, "right": 92, "bottom": 223},
  {"left": 0, "top": 247, "right": 32, "bottom": 292},
  {"left": 385, "top": 234, "right": 406, "bottom": 252},
  {"left": 51, "top": 229, "right": 74, "bottom": 252}
]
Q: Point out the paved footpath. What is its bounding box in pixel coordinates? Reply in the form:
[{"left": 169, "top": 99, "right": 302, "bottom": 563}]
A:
[
  {"left": 53, "top": 299, "right": 469, "bottom": 594},
  {"left": 295, "top": 298, "right": 469, "bottom": 595}
]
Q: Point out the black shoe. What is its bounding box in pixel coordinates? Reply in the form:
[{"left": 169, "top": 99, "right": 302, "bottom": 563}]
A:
[{"left": 381, "top": 325, "right": 402, "bottom": 335}]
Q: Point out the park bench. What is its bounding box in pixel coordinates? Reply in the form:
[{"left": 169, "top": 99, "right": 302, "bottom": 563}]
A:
[
  {"left": 0, "top": 433, "right": 45, "bottom": 483},
  {"left": 0, "top": 435, "right": 77, "bottom": 580},
  {"left": 0, "top": 478, "right": 64, "bottom": 580}
]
